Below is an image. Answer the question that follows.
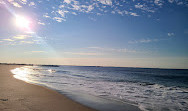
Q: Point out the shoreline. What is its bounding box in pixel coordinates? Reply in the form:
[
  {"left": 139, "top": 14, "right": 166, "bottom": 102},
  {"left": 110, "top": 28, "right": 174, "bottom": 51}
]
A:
[
  {"left": 0, "top": 64, "right": 142, "bottom": 111},
  {"left": 0, "top": 64, "right": 96, "bottom": 111}
]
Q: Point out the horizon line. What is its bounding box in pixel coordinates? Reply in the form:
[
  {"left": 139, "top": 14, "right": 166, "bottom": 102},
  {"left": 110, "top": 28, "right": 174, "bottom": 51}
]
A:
[{"left": 1, "top": 62, "right": 187, "bottom": 70}]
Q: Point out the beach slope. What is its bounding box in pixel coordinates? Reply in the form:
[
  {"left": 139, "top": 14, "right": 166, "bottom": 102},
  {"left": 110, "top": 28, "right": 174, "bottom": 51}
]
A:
[{"left": 0, "top": 65, "right": 96, "bottom": 111}]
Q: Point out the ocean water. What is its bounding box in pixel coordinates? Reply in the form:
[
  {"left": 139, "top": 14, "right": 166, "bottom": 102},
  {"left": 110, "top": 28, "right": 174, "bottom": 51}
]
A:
[{"left": 11, "top": 66, "right": 188, "bottom": 111}]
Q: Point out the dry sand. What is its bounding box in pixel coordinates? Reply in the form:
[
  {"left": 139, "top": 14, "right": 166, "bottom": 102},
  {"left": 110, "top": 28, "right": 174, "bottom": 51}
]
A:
[{"left": 0, "top": 64, "right": 97, "bottom": 111}]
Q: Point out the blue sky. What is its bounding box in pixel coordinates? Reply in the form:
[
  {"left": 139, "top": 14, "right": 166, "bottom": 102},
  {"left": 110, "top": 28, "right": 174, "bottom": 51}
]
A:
[{"left": 0, "top": 0, "right": 188, "bottom": 68}]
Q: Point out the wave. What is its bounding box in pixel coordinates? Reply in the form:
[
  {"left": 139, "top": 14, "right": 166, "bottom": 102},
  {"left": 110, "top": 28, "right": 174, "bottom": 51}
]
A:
[{"left": 11, "top": 66, "right": 188, "bottom": 111}]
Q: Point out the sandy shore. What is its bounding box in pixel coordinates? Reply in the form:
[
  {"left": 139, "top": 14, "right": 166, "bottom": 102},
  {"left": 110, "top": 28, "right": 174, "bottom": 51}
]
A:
[{"left": 0, "top": 64, "right": 97, "bottom": 111}]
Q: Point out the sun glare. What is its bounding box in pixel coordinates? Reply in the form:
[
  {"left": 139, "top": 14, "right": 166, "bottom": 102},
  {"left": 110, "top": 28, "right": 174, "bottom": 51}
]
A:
[{"left": 15, "top": 15, "right": 30, "bottom": 29}]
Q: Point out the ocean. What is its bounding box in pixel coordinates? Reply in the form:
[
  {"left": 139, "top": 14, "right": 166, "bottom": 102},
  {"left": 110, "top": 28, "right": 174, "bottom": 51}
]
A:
[{"left": 11, "top": 65, "right": 188, "bottom": 111}]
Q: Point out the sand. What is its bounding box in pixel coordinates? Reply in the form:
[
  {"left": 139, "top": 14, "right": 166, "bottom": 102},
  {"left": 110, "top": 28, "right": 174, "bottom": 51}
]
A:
[{"left": 0, "top": 64, "right": 97, "bottom": 111}]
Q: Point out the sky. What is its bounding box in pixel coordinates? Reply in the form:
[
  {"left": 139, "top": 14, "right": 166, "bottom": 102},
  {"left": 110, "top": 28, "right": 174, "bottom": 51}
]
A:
[{"left": 0, "top": 0, "right": 188, "bottom": 69}]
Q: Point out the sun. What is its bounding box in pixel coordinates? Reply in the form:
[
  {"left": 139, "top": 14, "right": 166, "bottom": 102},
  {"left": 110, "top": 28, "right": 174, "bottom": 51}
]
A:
[{"left": 15, "top": 15, "right": 30, "bottom": 29}]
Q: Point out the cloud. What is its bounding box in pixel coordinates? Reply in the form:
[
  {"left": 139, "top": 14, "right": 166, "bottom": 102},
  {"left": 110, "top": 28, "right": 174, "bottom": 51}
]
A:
[
  {"left": 43, "top": 13, "right": 51, "bottom": 18},
  {"left": 29, "top": 2, "right": 35, "bottom": 6},
  {"left": 154, "top": 0, "right": 164, "bottom": 6},
  {"left": 2, "top": 39, "right": 14, "bottom": 41},
  {"left": 130, "top": 12, "right": 139, "bottom": 16},
  {"left": 62, "top": 47, "right": 136, "bottom": 57},
  {"left": 19, "top": 0, "right": 27, "bottom": 4},
  {"left": 87, "top": 5, "right": 94, "bottom": 12},
  {"left": 20, "top": 41, "right": 34, "bottom": 44},
  {"left": 113, "top": 9, "right": 139, "bottom": 17},
  {"left": 53, "top": 17, "right": 66, "bottom": 22},
  {"left": 97, "top": 0, "right": 112, "bottom": 6},
  {"left": 38, "top": 22, "right": 46, "bottom": 25},
  {"left": 135, "top": 3, "right": 155, "bottom": 13},
  {"left": 71, "top": 4, "right": 81, "bottom": 10},
  {"left": 128, "top": 38, "right": 159, "bottom": 44},
  {"left": 13, "top": 35, "right": 31, "bottom": 39},
  {"left": 64, "top": 0, "right": 72, "bottom": 4},
  {"left": 167, "top": 32, "right": 175, "bottom": 37},
  {"left": 12, "top": 2, "right": 22, "bottom": 8},
  {"left": 57, "top": 10, "right": 69, "bottom": 17},
  {"left": 0, "top": 34, "right": 36, "bottom": 45},
  {"left": 7, "top": 0, "right": 22, "bottom": 8},
  {"left": 168, "top": 0, "right": 174, "bottom": 3},
  {"left": 6, "top": 0, "right": 188, "bottom": 23},
  {"left": 72, "top": 12, "right": 77, "bottom": 15},
  {"left": 64, "top": 52, "right": 102, "bottom": 56},
  {"left": 177, "top": 2, "right": 184, "bottom": 5},
  {"left": 87, "top": 47, "right": 136, "bottom": 53}
]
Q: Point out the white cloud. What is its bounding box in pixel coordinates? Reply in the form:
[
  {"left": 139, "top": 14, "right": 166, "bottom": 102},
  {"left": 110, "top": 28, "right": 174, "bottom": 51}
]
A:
[
  {"left": 97, "top": 0, "right": 112, "bottom": 6},
  {"left": 20, "top": 41, "right": 34, "bottom": 44},
  {"left": 117, "top": 10, "right": 124, "bottom": 16},
  {"left": 7, "top": 0, "right": 22, "bottom": 8},
  {"left": 177, "top": 2, "right": 183, "bottom": 5},
  {"left": 129, "top": 38, "right": 159, "bottom": 44},
  {"left": 67, "top": 2, "right": 95, "bottom": 13},
  {"left": 59, "top": 5, "right": 64, "bottom": 8},
  {"left": 168, "top": 0, "right": 174, "bottom": 3},
  {"left": 111, "top": 11, "right": 115, "bottom": 14},
  {"left": 2, "top": 39, "right": 14, "bottom": 41},
  {"left": 72, "top": 12, "right": 77, "bottom": 15},
  {"left": 130, "top": 12, "right": 139, "bottom": 16},
  {"left": 43, "top": 13, "right": 51, "bottom": 18},
  {"left": 38, "top": 22, "right": 46, "bottom": 25},
  {"left": 53, "top": 17, "right": 66, "bottom": 22},
  {"left": 57, "top": 10, "right": 69, "bottom": 17},
  {"left": 19, "top": 0, "right": 27, "bottom": 4},
  {"left": 0, "top": 34, "right": 39, "bottom": 45},
  {"left": 113, "top": 9, "right": 139, "bottom": 17},
  {"left": 87, "top": 47, "right": 136, "bottom": 53},
  {"left": 135, "top": 4, "right": 143, "bottom": 9},
  {"left": 13, "top": 35, "right": 32, "bottom": 39},
  {"left": 154, "top": 0, "right": 164, "bottom": 6},
  {"left": 87, "top": 5, "right": 94, "bottom": 12},
  {"left": 64, "top": 0, "right": 72, "bottom": 4},
  {"left": 12, "top": 2, "right": 22, "bottom": 8},
  {"left": 72, "top": 4, "right": 81, "bottom": 10},
  {"left": 29, "top": 2, "right": 35, "bottom": 6},
  {"left": 6, "top": 0, "right": 187, "bottom": 23},
  {"left": 61, "top": 47, "right": 136, "bottom": 58},
  {"left": 24, "top": 51, "right": 47, "bottom": 54},
  {"left": 135, "top": 3, "right": 155, "bottom": 13},
  {"left": 167, "top": 32, "right": 175, "bottom": 37}
]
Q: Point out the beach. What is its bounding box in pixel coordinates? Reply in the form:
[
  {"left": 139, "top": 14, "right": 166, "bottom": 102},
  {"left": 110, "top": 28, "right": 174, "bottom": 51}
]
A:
[
  {"left": 0, "top": 64, "right": 96, "bottom": 111},
  {"left": 1, "top": 64, "right": 187, "bottom": 111}
]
